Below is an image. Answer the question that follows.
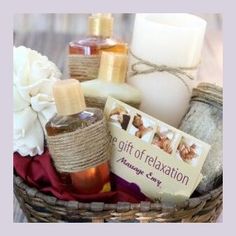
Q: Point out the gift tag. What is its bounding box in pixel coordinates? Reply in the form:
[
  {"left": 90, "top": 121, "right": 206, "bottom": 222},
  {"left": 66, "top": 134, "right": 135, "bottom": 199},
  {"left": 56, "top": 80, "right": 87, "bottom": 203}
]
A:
[{"left": 104, "top": 97, "right": 210, "bottom": 201}]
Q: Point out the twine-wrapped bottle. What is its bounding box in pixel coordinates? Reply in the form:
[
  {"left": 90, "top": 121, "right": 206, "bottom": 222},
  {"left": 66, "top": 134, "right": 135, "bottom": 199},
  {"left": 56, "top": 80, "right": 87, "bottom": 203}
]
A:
[
  {"left": 68, "top": 13, "right": 128, "bottom": 82},
  {"left": 45, "top": 79, "right": 111, "bottom": 194},
  {"left": 179, "top": 83, "right": 222, "bottom": 193},
  {"left": 81, "top": 51, "right": 141, "bottom": 110}
]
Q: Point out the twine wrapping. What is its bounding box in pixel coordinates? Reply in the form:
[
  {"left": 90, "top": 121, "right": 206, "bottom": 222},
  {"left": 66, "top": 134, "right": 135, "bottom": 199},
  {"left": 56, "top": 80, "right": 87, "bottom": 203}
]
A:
[
  {"left": 85, "top": 96, "right": 141, "bottom": 110},
  {"left": 129, "top": 50, "right": 200, "bottom": 93},
  {"left": 191, "top": 83, "right": 223, "bottom": 109},
  {"left": 46, "top": 117, "right": 110, "bottom": 173},
  {"left": 68, "top": 54, "right": 101, "bottom": 82}
]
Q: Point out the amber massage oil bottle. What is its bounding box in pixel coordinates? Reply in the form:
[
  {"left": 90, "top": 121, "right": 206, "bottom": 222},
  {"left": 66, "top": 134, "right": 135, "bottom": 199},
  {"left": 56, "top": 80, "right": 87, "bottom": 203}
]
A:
[
  {"left": 45, "top": 79, "right": 111, "bottom": 194},
  {"left": 68, "top": 13, "right": 128, "bottom": 82}
]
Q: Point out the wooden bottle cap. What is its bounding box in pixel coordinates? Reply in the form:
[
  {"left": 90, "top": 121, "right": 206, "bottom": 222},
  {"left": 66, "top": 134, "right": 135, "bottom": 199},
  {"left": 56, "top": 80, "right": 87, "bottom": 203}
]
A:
[
  {"left": 98, "top": 51, "right": 128, "bottom": 84},
  {"left": 53, "top": 79, "right": 86, "bottom": 116},
  {"left": 88, "top": 13, "right": 113, "bottom": 38}
]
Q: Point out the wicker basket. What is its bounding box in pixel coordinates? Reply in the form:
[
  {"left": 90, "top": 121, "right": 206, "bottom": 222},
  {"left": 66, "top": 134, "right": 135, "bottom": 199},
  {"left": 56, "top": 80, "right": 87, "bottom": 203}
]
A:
[{"left": 14, "top": 173, "right": 222, "bottom": 223}]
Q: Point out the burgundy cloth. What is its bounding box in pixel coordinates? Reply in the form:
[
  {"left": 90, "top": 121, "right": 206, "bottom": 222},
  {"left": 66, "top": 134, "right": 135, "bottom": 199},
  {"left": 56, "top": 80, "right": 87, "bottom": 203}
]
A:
[{"left": 14, "top": 149, "right": 149, "bottom": 203}]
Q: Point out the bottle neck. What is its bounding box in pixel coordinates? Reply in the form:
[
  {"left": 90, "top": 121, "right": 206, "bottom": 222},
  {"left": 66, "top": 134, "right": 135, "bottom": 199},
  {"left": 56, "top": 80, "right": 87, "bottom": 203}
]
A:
[
  {"left": 88, "top": 30, "right": 112, "bottom": 39},
  {"left": 87, "top": 34, "right": 111, "bottom": 40},
  {"left": 57, "top": 108, "right": 85, "bottom": 117}
]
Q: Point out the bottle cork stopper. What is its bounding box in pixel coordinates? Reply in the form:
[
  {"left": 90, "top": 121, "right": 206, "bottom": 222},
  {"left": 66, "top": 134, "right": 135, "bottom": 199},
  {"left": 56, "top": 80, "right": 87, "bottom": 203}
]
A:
[
  {"left": 53, "top": 79, "right": 86, "bottom": 116},
  {"left": 88, "top": 13, "right": 113, "bottom": 38},
  {"left": 98, "top": 51, "right": 128, "bottom": 84}
]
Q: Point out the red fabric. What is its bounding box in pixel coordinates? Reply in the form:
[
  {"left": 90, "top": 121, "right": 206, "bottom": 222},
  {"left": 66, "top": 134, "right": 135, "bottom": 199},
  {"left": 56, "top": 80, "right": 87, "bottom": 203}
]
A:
[{"left": 14, "top": 149, "right": 149, "bottom": 203}]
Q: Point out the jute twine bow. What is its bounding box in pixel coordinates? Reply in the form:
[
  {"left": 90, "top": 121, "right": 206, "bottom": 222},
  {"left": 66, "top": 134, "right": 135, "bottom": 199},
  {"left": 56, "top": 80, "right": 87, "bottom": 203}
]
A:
[
  {"left": 46, "top": 117, "right": 110, "bottom": 173},
  {"left": 129, "top": 50, "right": 200, "bottom": 93}
]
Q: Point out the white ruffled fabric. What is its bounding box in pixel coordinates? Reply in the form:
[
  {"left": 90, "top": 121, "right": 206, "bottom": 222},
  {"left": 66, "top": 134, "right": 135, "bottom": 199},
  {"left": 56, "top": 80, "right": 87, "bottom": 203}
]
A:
[{"left": 14, "top": 46, "right": 61, "bottom": 156}]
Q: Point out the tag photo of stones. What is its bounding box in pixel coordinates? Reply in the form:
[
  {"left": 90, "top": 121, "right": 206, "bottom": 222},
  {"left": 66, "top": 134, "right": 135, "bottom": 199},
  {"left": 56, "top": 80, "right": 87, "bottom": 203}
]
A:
[
  {"left": 176, "top": 136, "right": 202, "bottom": 166},
  {"left": 108, "top": 103, "right": 131, "bottom": 131}
]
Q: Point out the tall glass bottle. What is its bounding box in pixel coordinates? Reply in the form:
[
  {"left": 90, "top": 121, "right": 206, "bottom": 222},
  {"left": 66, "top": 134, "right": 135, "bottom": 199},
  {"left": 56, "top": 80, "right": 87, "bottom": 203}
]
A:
[
  {"left": 81, "top": 51, "right": 141, "bottom": 110},
  {"left": 45, "top": 79, "right": 111, "bottom": 194},
  {"left": 68, "top": 13, "right": 128, "bottom": 82}
]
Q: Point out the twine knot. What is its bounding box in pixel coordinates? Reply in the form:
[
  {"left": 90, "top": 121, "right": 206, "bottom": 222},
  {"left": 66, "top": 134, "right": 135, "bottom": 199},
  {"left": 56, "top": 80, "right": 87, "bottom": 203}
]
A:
[{"left": 129, "top": 50, "right": 200, "bottom": 93}]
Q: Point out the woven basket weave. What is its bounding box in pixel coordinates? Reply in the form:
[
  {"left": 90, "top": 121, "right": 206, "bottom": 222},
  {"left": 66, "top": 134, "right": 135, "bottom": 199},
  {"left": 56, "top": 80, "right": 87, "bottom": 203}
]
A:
[{"left": 14, "top": 173, "right": 222, "bottom": 223}]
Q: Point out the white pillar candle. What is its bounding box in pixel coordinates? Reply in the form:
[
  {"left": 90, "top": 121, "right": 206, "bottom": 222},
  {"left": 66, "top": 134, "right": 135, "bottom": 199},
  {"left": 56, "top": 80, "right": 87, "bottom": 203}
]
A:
[{"left": 127, "top": 13, "right": 207, "bottom": 127}]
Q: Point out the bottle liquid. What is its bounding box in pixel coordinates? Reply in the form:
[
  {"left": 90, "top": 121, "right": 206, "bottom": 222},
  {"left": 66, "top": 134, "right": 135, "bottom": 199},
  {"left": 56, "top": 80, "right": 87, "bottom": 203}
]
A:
[
  {"left": 45, "top": 79, "right": 111, "bottom": 194},
  {"left": 81, "top": 51, "right": 141, "bottom": 110},
  {"left": 68, "top": 13, "right": 128, "bottom": 82}
]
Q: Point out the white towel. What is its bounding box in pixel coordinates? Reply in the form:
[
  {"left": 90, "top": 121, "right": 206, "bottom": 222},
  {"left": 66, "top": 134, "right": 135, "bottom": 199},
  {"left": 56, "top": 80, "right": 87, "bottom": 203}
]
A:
[{"left": 13, "top": 46, "right": 61, "bottom": 156}]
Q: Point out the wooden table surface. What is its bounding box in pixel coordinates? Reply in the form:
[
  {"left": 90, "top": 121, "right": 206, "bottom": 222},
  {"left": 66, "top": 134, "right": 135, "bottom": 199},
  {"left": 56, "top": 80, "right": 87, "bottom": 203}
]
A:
[{"left": 13, "top": 26, "right": 223, "bottom": 223}]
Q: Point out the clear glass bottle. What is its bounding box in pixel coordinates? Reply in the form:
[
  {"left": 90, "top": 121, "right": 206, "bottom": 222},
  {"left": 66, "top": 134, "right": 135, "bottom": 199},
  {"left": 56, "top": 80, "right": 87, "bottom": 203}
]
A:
[
  {"left": 68, "top": 13, "right": 128, "bottom": 82},
  {"left": 45, "top": 79, "right": 111, "bottom": 194},
  {"left": 81, "top": 51, "right": 141, "bottom": 109}
]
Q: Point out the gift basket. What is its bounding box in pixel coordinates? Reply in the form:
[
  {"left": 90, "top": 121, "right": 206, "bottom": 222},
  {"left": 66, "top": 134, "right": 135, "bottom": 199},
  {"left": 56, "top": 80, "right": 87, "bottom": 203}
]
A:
[
  {"left": 14, "top": 175, "right": 222, "bottom": 223},
  {"left": 14, "top": 13, "right": 223, "bottom": 223}
]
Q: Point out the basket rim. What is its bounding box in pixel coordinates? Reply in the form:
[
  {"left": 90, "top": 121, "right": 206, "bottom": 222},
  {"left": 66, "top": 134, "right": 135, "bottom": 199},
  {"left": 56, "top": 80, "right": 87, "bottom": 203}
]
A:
[{"left": 14, "top": 172, "right": 222, "bottom": 211}]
